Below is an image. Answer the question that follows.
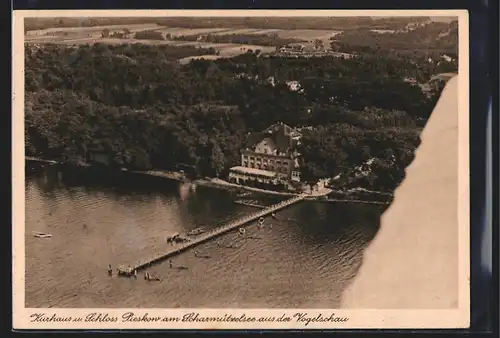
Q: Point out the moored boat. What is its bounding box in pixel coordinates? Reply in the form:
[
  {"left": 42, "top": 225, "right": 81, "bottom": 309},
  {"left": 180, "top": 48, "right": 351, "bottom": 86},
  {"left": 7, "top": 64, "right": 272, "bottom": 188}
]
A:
[
  {"left": 166, "top": 232, "right": 191, "bottom": 243},
  {"left": 187, "top": 227, "right": 205, "bottom": 236},
  {"left": 166, "top": 232, "right": 181, "bottom": 243},
  {"left": 117, "top": 265, "right": 134, "bottom": 276},
  {"left": 144, "top": 271, "right": 161, "bottom": 281},
  {"left": 173, "top": 235, "right": 191, "bottom": 243},
  {"left": 32, "top": 231, "right": 52, "bottom": 238}
]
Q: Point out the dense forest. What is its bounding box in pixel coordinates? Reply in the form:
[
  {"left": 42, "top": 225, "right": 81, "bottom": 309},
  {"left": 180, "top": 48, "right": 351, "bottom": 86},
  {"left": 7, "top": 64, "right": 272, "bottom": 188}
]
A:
[
  {"left": 152, "top": 16, "right": 433, "bottom": 31},
  {"left": 25, "top": 16, "right": 435, "bottom": 32},
  {"left": 25, "top": 22, "right": 456, "bottom": 193},
  {"left": 333, "top": 21, "right": 459, "bottom": 60}
]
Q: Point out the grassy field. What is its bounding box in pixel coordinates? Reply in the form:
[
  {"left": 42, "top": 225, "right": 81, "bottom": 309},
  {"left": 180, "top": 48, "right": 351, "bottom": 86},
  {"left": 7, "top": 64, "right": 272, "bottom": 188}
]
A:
[
  {"left": 154, "top": 27, "right": 233, "bottom": 36},
  {"left": 25, "top": 25, "right": 341, "bottom": 60},
  {"left": 27, "top": 25, "right": 343, "bottom": 40},
  {"left": 274, "top": 29, "right": 341, "bottom": 40},
  {"left": 27, "top": 35, "right": 276, "bottom": 59},
  {"left": 27, "top": 23, "right": 160, "bottom": 35},
  {"left": 167, "top": 27, "right": 342, "bottom": 41}
]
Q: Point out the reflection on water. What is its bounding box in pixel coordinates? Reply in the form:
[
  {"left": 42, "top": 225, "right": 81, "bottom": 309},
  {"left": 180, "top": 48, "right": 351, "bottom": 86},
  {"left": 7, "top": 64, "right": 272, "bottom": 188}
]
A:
[{"left": 25, "top": 164, "right": 383, "bottom": 308}]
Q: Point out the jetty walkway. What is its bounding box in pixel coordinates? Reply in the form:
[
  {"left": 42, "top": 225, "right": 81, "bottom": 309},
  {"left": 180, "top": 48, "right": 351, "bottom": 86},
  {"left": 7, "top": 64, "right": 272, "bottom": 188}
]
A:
[
  {"left": 233, "top": 200, "right": 266, "bottom": 208},
  {"left": 316, "top": 198, "right": 390, "bottom": 205},
  {"left": 117, "top": 194, "right": 306, "bottom": 275}
]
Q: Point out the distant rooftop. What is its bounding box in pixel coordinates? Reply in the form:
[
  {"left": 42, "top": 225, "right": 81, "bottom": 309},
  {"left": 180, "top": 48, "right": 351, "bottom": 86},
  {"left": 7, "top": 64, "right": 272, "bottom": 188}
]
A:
[{"left": 246, "top": 122, "right": 302, "bottom": 155}]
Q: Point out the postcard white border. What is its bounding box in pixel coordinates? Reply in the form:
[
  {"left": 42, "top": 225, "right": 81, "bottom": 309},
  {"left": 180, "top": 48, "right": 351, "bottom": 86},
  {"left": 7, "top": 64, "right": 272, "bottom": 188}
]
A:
[{"left": 12, "top": 9, "right": 470, "bottom": 330}]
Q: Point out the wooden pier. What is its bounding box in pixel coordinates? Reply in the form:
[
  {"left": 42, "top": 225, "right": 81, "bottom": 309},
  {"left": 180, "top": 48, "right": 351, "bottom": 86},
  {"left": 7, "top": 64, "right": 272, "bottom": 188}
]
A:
[
  {"left": 233, "top": 200, "right": 267, "bottom": 209},
  {"left": 315, "top": 198, "right": 390, "bottom": 205},
  {"left": 117, "top": 194, "right": 306, "bottom": 275}
]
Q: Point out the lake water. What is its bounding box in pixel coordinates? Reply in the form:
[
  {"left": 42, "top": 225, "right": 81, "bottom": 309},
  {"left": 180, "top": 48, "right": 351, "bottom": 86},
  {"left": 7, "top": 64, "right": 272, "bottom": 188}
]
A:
[{"left": 25, "top": 164, "right": 384, "bottom": 308}]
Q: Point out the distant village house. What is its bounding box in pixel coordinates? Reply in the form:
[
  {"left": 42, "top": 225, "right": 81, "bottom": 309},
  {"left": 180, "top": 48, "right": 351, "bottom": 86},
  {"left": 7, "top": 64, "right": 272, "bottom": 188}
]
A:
[{"left": 25, "top": 30, "right": 45, "bottom": 36}]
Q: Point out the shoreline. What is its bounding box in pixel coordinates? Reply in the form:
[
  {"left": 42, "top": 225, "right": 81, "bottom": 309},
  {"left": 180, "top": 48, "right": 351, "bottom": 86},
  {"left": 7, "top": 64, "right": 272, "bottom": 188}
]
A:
[{"left": 25, "top": 156, "right": 391, "bottom": 204}]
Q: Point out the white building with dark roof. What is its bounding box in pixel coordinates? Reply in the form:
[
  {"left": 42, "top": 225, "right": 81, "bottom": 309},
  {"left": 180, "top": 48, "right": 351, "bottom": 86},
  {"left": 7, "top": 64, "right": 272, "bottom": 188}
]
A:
[{"left": 228, "top": 122, "right": 303, "bottom": 190}]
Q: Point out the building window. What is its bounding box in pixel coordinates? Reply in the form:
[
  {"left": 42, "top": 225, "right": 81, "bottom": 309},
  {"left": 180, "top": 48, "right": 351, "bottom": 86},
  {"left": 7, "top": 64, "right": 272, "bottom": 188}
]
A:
[
  {"left": 243, "top": 161, "right": 248, "bottom": 166},
  {"left": 263, "top": 158, "right": 268, "bottom": 163},
  {"left": 283, "top": 161, "right": 289, "bottom": 166},
  {"left": 250, "top": 156, "right": 255, "bottom": 161},
  {"left": 256, "top": 157, "right": 262, "bottom": 162}
]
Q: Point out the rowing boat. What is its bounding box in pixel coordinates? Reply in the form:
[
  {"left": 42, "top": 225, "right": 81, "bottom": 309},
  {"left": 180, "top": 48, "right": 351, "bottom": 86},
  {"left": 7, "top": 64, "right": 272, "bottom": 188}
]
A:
[{"left": 32, "top": 231, "right": 52, "bottom": 238}]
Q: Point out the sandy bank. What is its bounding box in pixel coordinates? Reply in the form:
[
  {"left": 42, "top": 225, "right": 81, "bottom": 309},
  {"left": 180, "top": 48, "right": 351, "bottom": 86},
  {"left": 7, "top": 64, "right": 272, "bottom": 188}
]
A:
[{"left": 26, "top": 162, "right": 379, "bottom": 201}]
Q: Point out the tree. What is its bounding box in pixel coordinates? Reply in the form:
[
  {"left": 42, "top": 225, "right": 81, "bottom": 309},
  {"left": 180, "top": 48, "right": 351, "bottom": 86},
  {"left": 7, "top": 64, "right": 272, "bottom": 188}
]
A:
[
  {"left": 314, "top": 39, "right": 324, "bottom": 50},
  {"left": 134, "top": 30, "right": 164, "bottom": 40},
  {"left": 329, "top": 42, "right": 341, "bottom": 52},
  {"left": 210, "top": 142, "right": 225, "bottom": 177},
  {"left": 101, "top": 28, "right": 110, "bottom": 38}
]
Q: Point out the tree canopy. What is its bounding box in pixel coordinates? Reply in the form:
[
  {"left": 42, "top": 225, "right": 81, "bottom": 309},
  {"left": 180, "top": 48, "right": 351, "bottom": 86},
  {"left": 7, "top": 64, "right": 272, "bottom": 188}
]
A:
[{"left": 25, "top": 32, "right": 455, "bottom": 193}]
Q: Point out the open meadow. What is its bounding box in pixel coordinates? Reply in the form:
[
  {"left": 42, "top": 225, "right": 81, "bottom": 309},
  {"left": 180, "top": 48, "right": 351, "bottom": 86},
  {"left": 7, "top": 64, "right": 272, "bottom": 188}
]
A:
[
  {"left": 25, "top": 17, "right": 457, "bottom": 63},
  {"left": 25, "top": 25, "right": 283, "bottom": 60},
  {"left": 26, "top": 35, "right": 276, "bottom": 60},
  {"left": 162, "top": 27, "right": 342, "bottom": 41},
  {"left": 153, "top": 27, "right": 234, "bottom": 36},
  {"left": 26, "top": 23, "right": 160, "bottom": 36}
]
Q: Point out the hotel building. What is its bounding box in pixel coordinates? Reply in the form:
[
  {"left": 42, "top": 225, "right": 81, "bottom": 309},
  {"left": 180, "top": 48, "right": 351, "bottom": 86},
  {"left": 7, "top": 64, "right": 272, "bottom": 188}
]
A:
[{"left": 228, "top": 122, "right": 303, "bottom": 190}]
